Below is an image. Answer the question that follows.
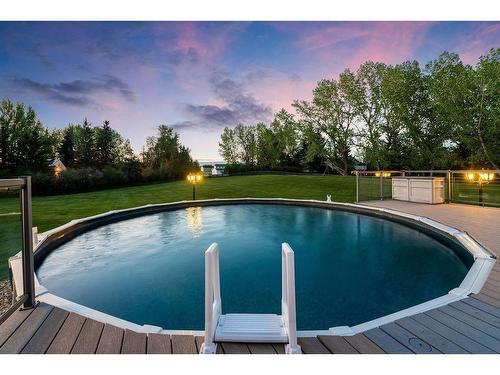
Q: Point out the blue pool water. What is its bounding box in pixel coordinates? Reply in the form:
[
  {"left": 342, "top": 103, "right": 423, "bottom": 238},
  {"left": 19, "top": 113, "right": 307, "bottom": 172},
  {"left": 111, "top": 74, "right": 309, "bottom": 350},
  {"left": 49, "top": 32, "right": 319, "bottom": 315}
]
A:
[{"left": 36, "top": 204, "right": 469, "bottom": 330}]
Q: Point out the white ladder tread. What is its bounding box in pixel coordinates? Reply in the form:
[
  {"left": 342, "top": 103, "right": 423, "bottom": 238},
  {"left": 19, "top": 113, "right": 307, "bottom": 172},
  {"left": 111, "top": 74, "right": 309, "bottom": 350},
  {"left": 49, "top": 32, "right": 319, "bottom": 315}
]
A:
[{"left": 215, "top": 314, "right": 289, "bottom": 343}]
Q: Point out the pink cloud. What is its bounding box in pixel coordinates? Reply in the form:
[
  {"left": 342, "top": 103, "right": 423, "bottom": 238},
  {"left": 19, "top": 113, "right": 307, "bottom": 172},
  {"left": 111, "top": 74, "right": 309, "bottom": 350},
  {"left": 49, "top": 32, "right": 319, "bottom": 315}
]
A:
[
  {"left": 454, "top": 23, "right": 500, "bottom": 65},
  {"left": 294, "top": 22, "right": 434, "bottom": 72}
]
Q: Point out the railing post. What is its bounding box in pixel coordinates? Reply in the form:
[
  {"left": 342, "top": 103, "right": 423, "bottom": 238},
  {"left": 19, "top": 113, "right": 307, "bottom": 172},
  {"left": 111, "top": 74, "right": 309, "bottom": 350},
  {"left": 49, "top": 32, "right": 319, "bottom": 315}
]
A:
[
  {"left": 281, "top": 243, "right": 301, "bottom": 354},
  {"left": 20, "top": 176, "right": 35, "bottom": 309},
  {"left": 200, "top": 243, "right": 220, "bottom": 354},
  {"left": 355, "top": 171, "right": 359, "bottom": 203},
  {"left": 447, "top": 170, "right": 452, "bottom": 203},
  {"left": 379, "top": 172, "right": 383, "bottom": 200}
]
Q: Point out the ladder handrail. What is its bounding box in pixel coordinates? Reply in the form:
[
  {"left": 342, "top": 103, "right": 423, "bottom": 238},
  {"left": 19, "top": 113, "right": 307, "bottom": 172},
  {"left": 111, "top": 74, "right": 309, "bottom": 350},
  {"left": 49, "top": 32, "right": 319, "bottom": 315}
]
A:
[
  {"left": 200, "top": 242, "right": 301, "bottom": 354},
  {"left": 200, "top": 243, "right": 221, "bottom": 354},
  {"left": 281, "top": 243, "right": 301, "bottom": 354}
]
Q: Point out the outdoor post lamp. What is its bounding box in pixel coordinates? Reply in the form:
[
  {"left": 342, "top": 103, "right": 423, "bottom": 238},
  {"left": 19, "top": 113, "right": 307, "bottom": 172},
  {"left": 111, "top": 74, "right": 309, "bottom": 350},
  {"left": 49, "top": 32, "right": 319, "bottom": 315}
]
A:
[
  {"left": 464, "top": 171, "right": 495, "bottom": 206},
  {"left": 187, "top": 172, "right": 203, "bottom": 200}
]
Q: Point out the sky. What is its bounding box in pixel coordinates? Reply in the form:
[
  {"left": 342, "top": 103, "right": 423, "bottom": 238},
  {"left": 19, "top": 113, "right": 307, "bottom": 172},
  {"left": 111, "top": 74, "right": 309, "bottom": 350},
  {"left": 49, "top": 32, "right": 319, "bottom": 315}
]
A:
[{"left": 0, "top": 21, "right": 499, "bottom": 160}]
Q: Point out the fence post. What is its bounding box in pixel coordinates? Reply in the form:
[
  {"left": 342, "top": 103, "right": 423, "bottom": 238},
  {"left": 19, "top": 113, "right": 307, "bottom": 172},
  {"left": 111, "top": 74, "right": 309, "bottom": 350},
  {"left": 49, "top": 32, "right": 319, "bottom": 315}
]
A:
[
  {"left": 447, "top": 170, "right": 452, "bottom": 203},
  {"left": 379, "top": 172, "right": 383, "bottom": 200},
  {"left": 355, "top": 171, "right": 359, "bottom": 203},
  {"left": 20, "top": 176, "right": 35, "bottom": 309}
]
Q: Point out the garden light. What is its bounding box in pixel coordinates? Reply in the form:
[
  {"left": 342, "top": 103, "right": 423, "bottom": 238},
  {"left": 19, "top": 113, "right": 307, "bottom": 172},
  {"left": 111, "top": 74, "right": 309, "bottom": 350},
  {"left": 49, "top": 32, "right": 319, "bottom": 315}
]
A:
[
  {"left": 464, "top": 171, "right": 496, "bottom": 206},
  {"left": 187, "top": 172, "right": 203, "bottom": 200}
]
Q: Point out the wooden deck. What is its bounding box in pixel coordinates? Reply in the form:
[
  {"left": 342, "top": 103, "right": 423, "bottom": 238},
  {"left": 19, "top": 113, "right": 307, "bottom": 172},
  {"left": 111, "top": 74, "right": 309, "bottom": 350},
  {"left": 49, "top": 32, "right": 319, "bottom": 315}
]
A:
[{"left": 0, "top": 200, "right": 498, "bottom": 354}]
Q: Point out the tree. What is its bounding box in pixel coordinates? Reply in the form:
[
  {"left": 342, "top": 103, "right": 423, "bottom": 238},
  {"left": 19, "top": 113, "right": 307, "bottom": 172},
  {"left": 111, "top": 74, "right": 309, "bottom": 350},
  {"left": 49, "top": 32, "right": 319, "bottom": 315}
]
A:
[
  {"left": 270, "top": 109, "right": 301, "bottom": 166},
  {"left": 218, "top": 127, "right": 239, "bottom": 164},
  {"left": 255, "top": 122, "right": 280, "bottom": 168},
  {"left": 0, "top": 100, "right": 53, "bottom": 172},
  {"left": 58, "top": 125, "right": 77, "bottom": 167},
  {"left": 142, "top": 125, "right": 196, "bottom": 178},
  {"left": 74, "top": 118, "right": 95, "bottom": 168},
  {"left": 233, "top": 124, "right": 257, "bottom": 166},
  {"left": 352, "top": 62, "right": 387, "bottom": 169}
]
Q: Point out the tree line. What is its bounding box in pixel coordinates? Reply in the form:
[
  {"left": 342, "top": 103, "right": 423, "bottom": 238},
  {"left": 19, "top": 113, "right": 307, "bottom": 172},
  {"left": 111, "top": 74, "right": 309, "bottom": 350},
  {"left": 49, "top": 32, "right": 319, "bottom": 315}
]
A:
[
  {"left": 0, "top": 100, "right": 198, "bottom": 194},
  {"left": 219, "top": 50, "right": 499, "bottom": 174}
]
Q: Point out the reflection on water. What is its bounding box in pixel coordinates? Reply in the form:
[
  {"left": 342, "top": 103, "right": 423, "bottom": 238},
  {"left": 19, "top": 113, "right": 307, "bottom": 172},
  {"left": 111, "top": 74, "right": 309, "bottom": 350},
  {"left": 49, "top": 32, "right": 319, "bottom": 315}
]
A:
[{"left": 186, "top": 207, "right": 203, "bottom": 237}]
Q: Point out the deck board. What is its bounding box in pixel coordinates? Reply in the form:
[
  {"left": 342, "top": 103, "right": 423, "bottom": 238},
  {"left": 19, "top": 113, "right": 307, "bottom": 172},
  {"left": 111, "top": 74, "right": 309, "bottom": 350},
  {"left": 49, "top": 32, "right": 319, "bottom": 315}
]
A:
[
  {"left": 0, "top": 306, "right": 34, "bottom": 347},
  {"left": 148, "top": 333, "right": 172, "bottom": 354},
  {"left": 0, "top": 303, "right": 53, "bottom": 354},
  {"left": 425, "top": 309, "right": 500, "bottom": 352},
  {"left": 71, "top": 319, "right": 104, "bottom": 354},
  {"left": 96, "top": 325, "right": 124, "bottom": 354},
  {"left": 395, "top": 317, "right": 467, "bottom": 354},
  {"left": 379, "top": 322, "right": 441, "bottom": 353},
  {"left": 411, "top": 312, "right": 494, "bottom": 354},
  {"left": 220, "top": 342, "right": 250, "bottom": 354},
  {"left": 171, "top": 334, "right": 197, "bottom": 354},
  {"left": 449, "top": 301, "right": 500, "bottom": 328},
  {"left": 363, "top": 328, "right": 413, "bottom": 354},
  {"left": 121, "top": 329, "right": 147, "bottom": 354},
  {"left": 46, "top": 313, "right": 86, "bottom": 354},
  {"left": 247, "top": 343, "right": 277, "bottom": 354},
  {"left": 317, "top": 335, "right": 359, "bottom": 354},
  {"left": 344, "top": 334, "right": 385, "bottom": 354},
  {"left": 438, "top": 304, "right": 500, "bottom": 339},
  {"left": 462, "top": 297, "right": 500, "bottom": 319},
  {"left": 21, "top": 307, "right": 68, "bottom": 354},
  {"left": 297, "top": 337, "right": 330, "bottom": 354}
]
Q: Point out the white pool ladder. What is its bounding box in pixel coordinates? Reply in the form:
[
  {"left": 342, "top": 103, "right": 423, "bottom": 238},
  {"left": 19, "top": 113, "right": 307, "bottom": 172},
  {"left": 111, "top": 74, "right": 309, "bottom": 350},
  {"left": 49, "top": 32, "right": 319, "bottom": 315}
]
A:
[{"left": 199, "top": 242, "right": 301, "bottom": 354}]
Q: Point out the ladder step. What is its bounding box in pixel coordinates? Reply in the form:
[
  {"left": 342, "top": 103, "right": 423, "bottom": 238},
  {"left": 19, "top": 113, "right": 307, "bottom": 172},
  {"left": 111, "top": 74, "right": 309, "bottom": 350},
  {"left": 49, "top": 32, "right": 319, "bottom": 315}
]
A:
[{"left": 215, "top": 314, "right": 289, "bottom": 343}]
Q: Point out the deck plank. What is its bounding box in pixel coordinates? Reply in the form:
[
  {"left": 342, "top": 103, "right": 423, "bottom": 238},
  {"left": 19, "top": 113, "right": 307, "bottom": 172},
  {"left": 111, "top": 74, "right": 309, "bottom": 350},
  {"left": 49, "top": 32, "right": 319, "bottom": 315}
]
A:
[
  {"left": 363, "top": 328, "right": 413, "bottom": 354},
  {"left": 21, "top": 307, "right": 69, "bottom": 354},
  {"left": 412, "top": 312, "right": 494, "bottom": 354},
  {"left": 380, "top": 322, "right": 441, "bottom": 353},
  {"left": 0, "top": 303, "right": 53, "bottom": 354},
  {"left": 472, "top": 293, "right": 500, "bottom": 309},
  {"left": 272, "top": 343, "right": 285, "bottom": 354},
  {"left": 297, "top": 337, "right": 330, "bottom": 354},
  {"left": 46, "top": 313, "right": 86, "bottom": 354},
  {"left": 441, "top": 304, "right": 500, "bottom": 336},
  {"left": 220, "top": 342, "right": 250, "bottom": 354},
  {"left": 171, "top": 334, "right": 197, "bottom": 354},
  {"left": 317, "top": 335, "right": 359, "bottom": 354},
  {"left": 344, "top": 334, "right": 385, "bottom": 354},
  {"left": 147, "top": 333, "right": 172, "bottom": 354},
  {"left": 450, "top": 301, "right": 500, "bottom": 328},
  {"left": 395, "top": 317, "right": 467, "bottom": 354},
  {"left": 0, "top": 307, "right": 34, "bottom": 347},
  {"left": 425, "top": 309, "right": 500, "bottom": 353},
  {"left": 71, "top": 319, "right": 104, "bottom": 354},
  {"left": 121, "top": 329, "right": 147, "bottom": 354},
  {"left": 96, "top": 325, "right": 124, "bottom": 354},
  {"left": 462, "top": 297, "right": 500, "bottom": 319},
  {"left": 247, "top": 343, "right": 277, "bottom": 354}
]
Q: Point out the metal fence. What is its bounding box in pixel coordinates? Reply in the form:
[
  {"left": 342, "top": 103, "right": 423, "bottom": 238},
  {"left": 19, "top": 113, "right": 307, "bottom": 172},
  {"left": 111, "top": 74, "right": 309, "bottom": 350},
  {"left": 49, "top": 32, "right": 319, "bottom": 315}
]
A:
[
  {"left": 355, "top": 170, "right": 500, "bottom": 208},
  {"left": 0, "top": 177, "right": 36, "bottom": 325}
]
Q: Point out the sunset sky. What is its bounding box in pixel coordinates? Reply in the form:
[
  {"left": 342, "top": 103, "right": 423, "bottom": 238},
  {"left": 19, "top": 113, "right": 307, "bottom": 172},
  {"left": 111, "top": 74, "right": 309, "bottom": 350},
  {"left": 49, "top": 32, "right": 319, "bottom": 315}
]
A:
[{"left": 0, "top": 21, "right": 498, "bottom": 159}]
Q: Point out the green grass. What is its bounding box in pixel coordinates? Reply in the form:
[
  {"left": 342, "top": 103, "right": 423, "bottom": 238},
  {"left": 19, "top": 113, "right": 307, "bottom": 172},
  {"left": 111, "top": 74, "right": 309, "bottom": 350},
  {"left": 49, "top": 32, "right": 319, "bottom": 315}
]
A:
[{"left": 0, "top": 175, "right": 355, "bottom": 279}]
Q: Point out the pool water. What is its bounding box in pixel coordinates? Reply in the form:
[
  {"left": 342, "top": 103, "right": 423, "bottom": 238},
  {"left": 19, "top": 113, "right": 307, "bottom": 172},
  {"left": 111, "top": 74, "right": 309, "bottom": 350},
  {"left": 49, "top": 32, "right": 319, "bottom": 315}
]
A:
[{"left": 36, "top": 204, "right": 468, "bottom": 330}]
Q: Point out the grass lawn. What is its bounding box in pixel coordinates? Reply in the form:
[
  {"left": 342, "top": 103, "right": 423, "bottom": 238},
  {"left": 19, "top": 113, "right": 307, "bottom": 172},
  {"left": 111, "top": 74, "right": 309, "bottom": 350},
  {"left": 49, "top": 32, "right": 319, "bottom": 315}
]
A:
[{"left": 0, "top": 175, "right": 355, "bottom": 279}]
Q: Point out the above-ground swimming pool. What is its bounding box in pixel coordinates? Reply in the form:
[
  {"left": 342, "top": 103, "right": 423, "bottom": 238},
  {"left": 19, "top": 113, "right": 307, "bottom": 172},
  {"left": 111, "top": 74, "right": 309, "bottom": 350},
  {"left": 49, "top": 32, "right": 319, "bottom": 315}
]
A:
[{"left": 36, "top": 203, "right": 470, "bottom": 331}]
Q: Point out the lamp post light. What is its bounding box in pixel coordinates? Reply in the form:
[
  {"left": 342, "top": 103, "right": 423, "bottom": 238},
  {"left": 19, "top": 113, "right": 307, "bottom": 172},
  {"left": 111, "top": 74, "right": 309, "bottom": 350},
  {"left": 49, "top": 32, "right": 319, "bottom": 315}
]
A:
[
  {"left": 464, "top": 171, "right": 495, "bottom": 206},
  {"left": 187, "top": 172, "right": 203, "bottom": 200}
]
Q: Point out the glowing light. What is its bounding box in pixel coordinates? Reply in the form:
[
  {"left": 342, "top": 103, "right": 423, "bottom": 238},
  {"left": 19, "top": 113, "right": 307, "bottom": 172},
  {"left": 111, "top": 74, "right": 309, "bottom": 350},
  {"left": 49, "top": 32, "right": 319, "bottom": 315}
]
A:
[{"left": 187, "top": 173, "right": 203, "bottom": 184}]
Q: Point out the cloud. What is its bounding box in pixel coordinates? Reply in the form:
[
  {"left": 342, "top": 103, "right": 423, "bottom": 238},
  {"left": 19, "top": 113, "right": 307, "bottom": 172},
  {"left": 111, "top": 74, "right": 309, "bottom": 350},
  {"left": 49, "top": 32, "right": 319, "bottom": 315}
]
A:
[
  {"left": 176, "top": 71, "right": 273, "bottom": 131},
  {"left": 289, "top": 22, "right": 433, "bottom": 72},
  {"left": 10, "top": 75, "right": 135, "bottom": 107}
]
